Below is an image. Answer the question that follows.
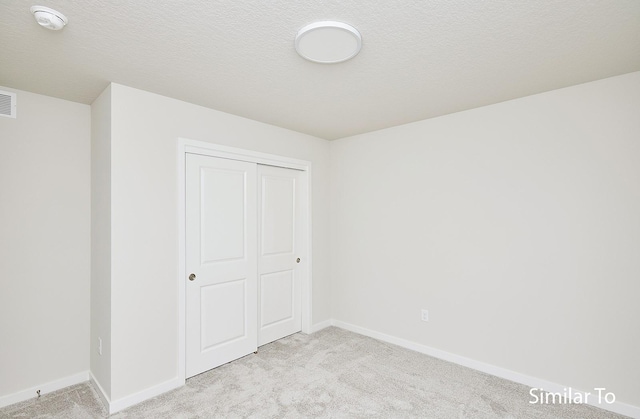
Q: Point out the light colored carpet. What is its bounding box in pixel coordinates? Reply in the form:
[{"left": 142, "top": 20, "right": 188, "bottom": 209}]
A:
[{"left": 0, "top": 327, "right": 627, "bottom": 418}]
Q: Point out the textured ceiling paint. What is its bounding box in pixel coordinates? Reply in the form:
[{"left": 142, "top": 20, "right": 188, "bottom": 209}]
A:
[{"left": 1, "top": 0, "right": 639, "bottom": 140}]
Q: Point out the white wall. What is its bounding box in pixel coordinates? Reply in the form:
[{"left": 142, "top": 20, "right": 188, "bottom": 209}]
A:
[
  {"left": 330, "top": 72, "right": 640, "bottom": 407},
  {"left": 4, "top": 72, "right": 636, "bottom": 410},
  {"left": 106, "top": 84, "right": 331, "bottom": 401},
  {"left": 0, "top": 88, "right": 90, "bottom": 398},
  {"left": 90, "top": 86, "right": 112, "bottom": 398}
]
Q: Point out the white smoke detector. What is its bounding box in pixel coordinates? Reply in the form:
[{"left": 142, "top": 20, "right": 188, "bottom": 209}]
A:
[
  {"left": 30, "top": 6, "right": 68, "bottom": 31},
  {"left": 295, "top": 21, "right": 362, "bottom": 64}
]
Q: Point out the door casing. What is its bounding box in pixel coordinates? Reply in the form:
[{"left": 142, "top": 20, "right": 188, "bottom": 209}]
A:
[{"left": 177, "top": 137, "right": 312, "bottom": 383}]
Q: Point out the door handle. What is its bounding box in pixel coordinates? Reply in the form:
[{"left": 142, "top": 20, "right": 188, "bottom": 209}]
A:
[
  {"left": 296, "top": 258, "right": 301, "bottom": 263},
  {"left": 189, "top": 273, "right": 196, "bottom": 281}
]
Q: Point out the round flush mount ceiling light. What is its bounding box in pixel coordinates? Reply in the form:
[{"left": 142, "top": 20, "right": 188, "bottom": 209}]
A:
[
  {"left": 30, "top": 6, "right": 68, "bottom": 31},
  {"left": 295, "top": 21, "right": 362, "bottom": 64}
]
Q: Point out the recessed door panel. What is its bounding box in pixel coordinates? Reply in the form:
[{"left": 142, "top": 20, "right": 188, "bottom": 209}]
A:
[
  {"left": 201, "top": 279, "right": 246, "bottom": 350},
  {"left": 261, "top": 176, "right": 295, "bottom": 256},
  {"left": 260, "top": 270, "right": 294, "bottom": 327},
  {"left": 201, "top": 168, "right": 245, "bottom": 263}
]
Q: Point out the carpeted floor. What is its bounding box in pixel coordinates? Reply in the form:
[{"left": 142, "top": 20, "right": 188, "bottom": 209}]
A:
[{"left": 0, "top": 327, "right": 627, "bottom": 418}]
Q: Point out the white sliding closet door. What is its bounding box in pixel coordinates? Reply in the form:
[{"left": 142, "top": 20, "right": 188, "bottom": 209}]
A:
[
  {"left": 185, "top": 153, "right": 257, "bottom": 378},
  {"left": 258, "top": 165, "right": 303, "bottom": 346}
]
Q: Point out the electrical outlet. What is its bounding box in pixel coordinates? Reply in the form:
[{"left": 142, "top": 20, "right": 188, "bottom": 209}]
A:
[
  {"left": 421, "top": 309, "right": 429, "bottom": 322},
  {"left": 98, "top": 337, "right": 102, "bottom": 355}
]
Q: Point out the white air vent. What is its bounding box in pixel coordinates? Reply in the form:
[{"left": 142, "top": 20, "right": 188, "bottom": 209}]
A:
[{"left": 0, "top": 90, "right": 17, "bottom": 118}]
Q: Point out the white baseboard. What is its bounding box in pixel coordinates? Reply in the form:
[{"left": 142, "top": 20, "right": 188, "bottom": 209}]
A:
[
  {"left": 88, "top": 371, "right": 110, "bottom": 412},
  {"left": 89, "top": 370, "right": 183, "bottom": 415},
  {"left": 3, "top": 327, "right": 637, "bottom": 418},
  {"left": 309, "top": 319, "right": 334, "bottom": 333},
  {"left": 332, "top": 320, "right": 640, "bottom": 419},
  {"left": 0, "top": 371, "right": 89, "bottom": 409},
  {"left": 108, "top": 376, "right": 184, "bottom": 414}
]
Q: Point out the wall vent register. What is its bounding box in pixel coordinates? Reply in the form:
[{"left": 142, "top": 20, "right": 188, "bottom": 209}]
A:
[{"left": 0, "top": 91, "right": 16, "bottom": 118}]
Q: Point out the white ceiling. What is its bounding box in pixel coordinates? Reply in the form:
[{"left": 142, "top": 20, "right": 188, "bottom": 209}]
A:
[{"left": 1, "top": 1, "right": 639, "bottom": 140}]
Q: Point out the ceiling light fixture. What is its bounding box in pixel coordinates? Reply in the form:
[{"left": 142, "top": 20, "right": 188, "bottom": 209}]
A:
[
  {"left": 30, "top": 6, "right": 68, "bottom": 31},
  {"left": 295, "top": 21, "right": 362, "bottom": 64}
]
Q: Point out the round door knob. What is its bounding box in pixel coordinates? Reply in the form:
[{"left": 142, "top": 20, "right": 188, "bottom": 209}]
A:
[
  {"left": 296, "top": 258, "right": 301, "bottom": 263},
  {"left": 188, "top": 273, "right": 196, "bottom": 281}
]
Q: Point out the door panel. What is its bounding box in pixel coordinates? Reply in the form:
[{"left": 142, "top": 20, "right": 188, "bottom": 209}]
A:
[
  {"left": 261, "top": 176, "right": 295, "bottom": 255},
  {"left": 200, "top": 168, "right": 246, "bottom": 262},
  {"left": 201, "top": 280, "right": 246, "bottom": 349},
  {"left": 186, "top": 154, "right": 257, "bottom": 378},
  {"left": 258, "top": 165, "right": 302, "bottom": 346},
  {"left": 260, "top": 270, "right": 294, "bottom": 327}
]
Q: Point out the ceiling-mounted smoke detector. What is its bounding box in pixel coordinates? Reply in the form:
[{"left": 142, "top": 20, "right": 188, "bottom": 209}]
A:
[
  {"left": 295, "top": 21, "right": 362, "bottom": 64},
  {"left": 30, "top": 6, "right": 68, "bottom": 31}
]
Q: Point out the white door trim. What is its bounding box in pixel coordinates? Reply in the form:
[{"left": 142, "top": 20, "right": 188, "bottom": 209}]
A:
[{"left": 177, "top": 137, "right": 313, "bottom": 383}]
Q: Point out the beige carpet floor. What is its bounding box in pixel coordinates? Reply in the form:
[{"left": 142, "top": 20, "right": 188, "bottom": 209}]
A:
[{"left": 0, "top": 327, "right": 627, "bottom": 418}]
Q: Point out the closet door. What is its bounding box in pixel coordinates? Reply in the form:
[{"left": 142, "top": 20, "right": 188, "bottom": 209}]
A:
[
  {"left": 258, "top": 165, "right": 303, "bottom": 346},
  {"left": 185, "top": 153, "right": 257, "bottom": 378}
]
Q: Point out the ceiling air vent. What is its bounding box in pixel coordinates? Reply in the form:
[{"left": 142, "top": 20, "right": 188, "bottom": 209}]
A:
[{"left": 0, "top": 90, "right": 17, "bottom": 118}]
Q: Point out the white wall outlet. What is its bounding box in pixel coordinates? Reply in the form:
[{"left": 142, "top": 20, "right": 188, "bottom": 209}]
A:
[
  {"left": 421, "top": 309, "right": 429, "bottom": 322},
  {"left": 98, "top": 337, "right": 103, "bottom": 355}
]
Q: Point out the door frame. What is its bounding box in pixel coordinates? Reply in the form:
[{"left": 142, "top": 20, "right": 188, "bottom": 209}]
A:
[{"left": 177, "top": 137, "right": 312, "bottom": 383}]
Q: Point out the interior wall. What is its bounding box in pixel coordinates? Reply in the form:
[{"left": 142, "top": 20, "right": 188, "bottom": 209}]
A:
[
  {"left": 90, "top": 85, "right": 112, "bottom": 398},
  {"left": 107, "top": 83, "right": 331, "bottom": 401},
  {"left": 330, "top": 72, "right": 640, "bottom": 407},
  {"left": 0, "top": 87, "right": 91, "bottom": 398}
]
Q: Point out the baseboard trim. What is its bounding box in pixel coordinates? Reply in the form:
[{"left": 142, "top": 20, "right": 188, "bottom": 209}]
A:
[
  {"left": 0, "top": 371, "right": 89, "bottom": 409},
  {"left": 2, "top": 327, "right": 637, "bottom": 418},
  {"left": 108, "top": 377, "right": 184, "bottom": 414},
  {"left": 332, "top": 320, "right": 640, "bottom": 419},
  {"left": 88, "top": 371, "right": 110, "bottom": 412},
  {"left": 309, "top": 319, "right": 334, "bottom": 333}
]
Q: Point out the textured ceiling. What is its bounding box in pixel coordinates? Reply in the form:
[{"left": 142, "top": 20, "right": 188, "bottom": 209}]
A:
[{"left": 1, "top": 1, "right": 639, "bottom": 140}]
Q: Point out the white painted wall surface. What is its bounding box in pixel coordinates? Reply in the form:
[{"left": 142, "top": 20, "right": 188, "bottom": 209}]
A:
[
  {"left": 0, "top": 88, "right": 90, "bottom": 398},
  {"left": 330, "top": 72, "right": 640, "bottom": 407},
  {"left": 107, "top": 84, "right": 330, "bottom": 400},
  {"left": 90, "top": 86, "right": 112, "bottom": 399}
]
